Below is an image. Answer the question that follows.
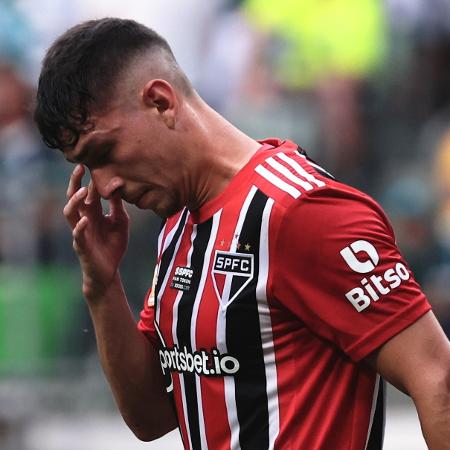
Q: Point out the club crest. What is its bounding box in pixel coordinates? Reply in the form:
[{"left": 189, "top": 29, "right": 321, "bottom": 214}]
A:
[{"left": 212, "top": 250, "right": 254, "bottom": 307}]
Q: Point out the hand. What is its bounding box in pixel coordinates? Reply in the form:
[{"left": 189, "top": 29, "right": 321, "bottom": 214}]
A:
[{"left": 63, "top": 164, "right": 129, "bottom": 299}]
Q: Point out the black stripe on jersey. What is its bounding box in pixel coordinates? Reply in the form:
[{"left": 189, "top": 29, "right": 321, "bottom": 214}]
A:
[
  {"left": 176, "top": 218, "right": 214, "bottom": 450},
  {"left": 226, "top": 189, "right": 270, "bottom": 450},
  {"left": 158, "top": 218, "right": 167, "bottom": 233},
  {"left": 296, "top": 147, "right": 336, "bottom": 180},
  {"left": 366, "top": 379, "right": 386, "bottom": 450},
  {"left": 155, "top": 209, "right": 189, "bottom": 309}
]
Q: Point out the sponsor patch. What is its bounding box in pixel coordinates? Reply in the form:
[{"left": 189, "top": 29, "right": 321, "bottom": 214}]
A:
[
  {"left": 212, "top": 250, "right": 254, "bottom": 307},
  {"left": 159, "top": 345, "right": 240, "bottom": 377},
  {"left": 170, "top": 266, "right": 194, "bottom": 292},
  {"left": 339, "top": 240, "right": 411, "bottom": 312}
]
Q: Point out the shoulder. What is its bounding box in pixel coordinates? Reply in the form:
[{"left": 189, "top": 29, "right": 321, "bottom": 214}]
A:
[
  {"left": 252, "top": 143, "right": 384, "bottom": 220},
  {"left": 250, "top": 148, "right": 392, "bottom": 245}
]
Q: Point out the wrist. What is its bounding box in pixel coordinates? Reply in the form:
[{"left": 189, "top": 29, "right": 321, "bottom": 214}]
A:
[{"left": 82, "top": 271, "right": 124, "bottom": 304}]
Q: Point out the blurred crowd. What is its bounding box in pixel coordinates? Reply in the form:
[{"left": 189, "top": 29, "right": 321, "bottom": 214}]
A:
[{"left": 1, "top": 0, "right": 450, "bottom": 376}]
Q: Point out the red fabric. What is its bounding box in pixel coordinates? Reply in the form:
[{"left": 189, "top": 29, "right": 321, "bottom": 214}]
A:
[
  {"left": 137, "top": 139, "right": 431, "bottom": 450},
  {"left": 271, "top": 178, "right": 430, "bottom": 361}
]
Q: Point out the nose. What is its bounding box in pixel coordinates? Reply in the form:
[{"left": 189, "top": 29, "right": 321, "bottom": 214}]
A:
[{"left": 89, "top": 168, "right": 124, "bottom": 199}]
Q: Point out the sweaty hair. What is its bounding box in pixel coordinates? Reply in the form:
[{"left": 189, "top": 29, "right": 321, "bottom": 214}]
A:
[{"left": 34, "top": 18, "right": 192, "bottom": 150}]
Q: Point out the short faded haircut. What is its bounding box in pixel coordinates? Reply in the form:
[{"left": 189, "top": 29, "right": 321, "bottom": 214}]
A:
[{"left": 34, "top": 18, "right": 193, "bottom": 150}]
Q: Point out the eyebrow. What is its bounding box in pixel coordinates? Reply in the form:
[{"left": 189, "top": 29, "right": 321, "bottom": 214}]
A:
[{"left": 66, "top": 138, "right": 103, "bottom": 164}]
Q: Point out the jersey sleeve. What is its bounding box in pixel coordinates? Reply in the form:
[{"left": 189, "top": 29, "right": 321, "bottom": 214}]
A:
[
  {"left": 272, "top": 187, "right": 431, "bottom": 361},
  {"left": 137, "top": 286, "right": 158, "bottom": 348}
]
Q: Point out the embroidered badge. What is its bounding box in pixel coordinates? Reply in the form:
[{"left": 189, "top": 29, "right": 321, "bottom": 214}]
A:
[{"left": 212, "top": 250, "right": 254, "bottom": 307}]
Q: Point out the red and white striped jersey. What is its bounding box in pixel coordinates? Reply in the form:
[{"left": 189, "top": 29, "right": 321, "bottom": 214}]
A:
[{"left": 138, "top": 138, "right": 430, "bottom": 450}]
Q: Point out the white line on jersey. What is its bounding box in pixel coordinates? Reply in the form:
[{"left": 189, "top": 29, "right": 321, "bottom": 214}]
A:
[
  {"left": 266, "top": 156, "right": 314, "bottom": 191},
  {"left": 156, "top": 212, "right": 190, "bottom": 323},
  {"left": 216, "top": 186, "right": 258, "bottom": 450},
  {"left": 190, "top": 210, "right": 222, "bottom": 450},
  {"left": 255, "top": 164, "right": 302, "bottom": 199},
  {"left": 256, "top": 197, "right": 280, "bottom": 449},
  {"left": 277, "top": 152, "right": 326, "bottom": 187}
]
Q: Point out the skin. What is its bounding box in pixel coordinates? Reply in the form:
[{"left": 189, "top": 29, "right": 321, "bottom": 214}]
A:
[
  {"left": 62, "top": 55, "right": 450, "bottom": 446},
  {"left": 62, "top": 55, "right": 261, "bottom": 440}
]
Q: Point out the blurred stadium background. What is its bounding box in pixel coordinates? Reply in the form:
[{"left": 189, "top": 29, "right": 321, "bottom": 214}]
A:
[{"left": 1, "top": 0, "right": 449, "bottom": 448}]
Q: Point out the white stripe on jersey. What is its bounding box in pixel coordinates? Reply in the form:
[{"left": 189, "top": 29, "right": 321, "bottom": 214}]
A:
[
  {"left": 190, "top": 211, "right": 222, "bottom": 450},
  {"left": 217, "top": 186, "right": 258, "bottom": 450},
  {"left": 220, "top": 186, "right": 258, "bottom": 311},
  {"left": 364, "top": 375, "right": 383, "bottom": 450},
  {"left": 277, "top": 152, "right": 326, "bottom": 187},
  {"left": 298, "top": 152, "right": 335, "bottom": 180},
  {"left": 157, "top": 221, "right": 167, "bottom": 258},
  {"left": 255, "top": 164, "right": 301, "bottom": 199},
  {"left": 266, "top": 157, "right": 314, "bottom": 191},
  {"left": 256, "top": 198, "right": 280, "bottom": 450},
  {"left": 172, "top": 225, "right": 197, "bottom": 450},
  {"left": 161, "top": 209, "right": 188, "bottom": 255},
  {"left": 156, "top": 213, "right": 190, "bottom": 323},
  {"left": 154, "top": 321, "right": 173, "bottom": 393}
]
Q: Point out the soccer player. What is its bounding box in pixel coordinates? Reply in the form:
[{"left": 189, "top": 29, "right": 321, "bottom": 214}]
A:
[{"left": 34, "top": 18, "right": 450, "bottom": 450}]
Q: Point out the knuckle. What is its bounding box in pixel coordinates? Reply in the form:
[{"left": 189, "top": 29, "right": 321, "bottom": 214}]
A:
[{"left": 63, "top": 201, "right": 76, "bottom": 218}]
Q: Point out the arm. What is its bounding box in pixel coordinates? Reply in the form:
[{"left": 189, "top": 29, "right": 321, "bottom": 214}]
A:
[
  {"left": 367, "top": 311, "right": 450, "bottom": 450},
  {"left": 63, "top": 165, "right": 177, "bottom": 441}
]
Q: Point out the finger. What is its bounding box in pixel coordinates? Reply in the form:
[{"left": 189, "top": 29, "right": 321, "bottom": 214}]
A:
[
  {"left": 81, "top": 180, "right": 103, "bottom": 219},
  {"left": 85, "top": 180, "right": 101, "bottom": 206},
  {"left": 66, "top": 164, "right": 85, "bottom": 199},
  {"left": 63, "top": 187, "right": 88, "bottom": 228},
  {"left": 72, "top": 215, "right": 89, "bottom": 253},
  {"left": 109, "top": 193, "right": 128, "bottom": 221}
]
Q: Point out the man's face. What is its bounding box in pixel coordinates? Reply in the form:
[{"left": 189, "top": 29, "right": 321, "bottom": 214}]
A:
[{"left": 64, "top": 102, "right": 185, "bottom": 218}]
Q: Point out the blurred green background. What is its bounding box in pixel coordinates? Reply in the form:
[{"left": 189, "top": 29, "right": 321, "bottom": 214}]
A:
[{"left": 1, "top": 0, "right": 449, "bottom": 448}]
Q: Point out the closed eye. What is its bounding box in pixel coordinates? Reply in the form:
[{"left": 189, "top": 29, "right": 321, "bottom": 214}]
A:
[{"left": 86, "top": 143, "right": 114, "bottom": 168}]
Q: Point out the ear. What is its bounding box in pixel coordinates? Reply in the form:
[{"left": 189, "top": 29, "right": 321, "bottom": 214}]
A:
[{"left": 141, "top": 79, "right": 177, "bottom": 129}]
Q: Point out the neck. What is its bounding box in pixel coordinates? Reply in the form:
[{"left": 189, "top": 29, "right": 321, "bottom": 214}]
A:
[{"left": 183, "top": 98, "right": 261, "bottom": 211}]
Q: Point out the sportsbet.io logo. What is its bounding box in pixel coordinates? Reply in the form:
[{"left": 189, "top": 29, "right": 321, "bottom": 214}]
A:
[
  {"left": 340, "top": 240, "right": 410, "bottom": 312},
  {"left": 159, "top": 345, "right": 240, "bottom": 377}
]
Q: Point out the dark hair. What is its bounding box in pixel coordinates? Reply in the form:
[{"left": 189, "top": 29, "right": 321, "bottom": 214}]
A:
[{"left": 34, "top": 18, "right": 190, "bottom": 150}]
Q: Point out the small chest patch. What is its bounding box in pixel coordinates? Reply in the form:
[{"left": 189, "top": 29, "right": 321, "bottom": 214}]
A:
[
  {"left": 212, "top": 250, "right": 254, "bottom": 307},
  {"left": 170, "top": 266, "right": 194, "bottom": 292}
]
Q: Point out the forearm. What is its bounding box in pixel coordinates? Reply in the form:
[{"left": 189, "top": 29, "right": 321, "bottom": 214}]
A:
[
  {"left": 86, "top": 274, "right": 177, "bottom": 441},
  {"left": 413, "top": 374, "right": 450, "bottom": 450}
]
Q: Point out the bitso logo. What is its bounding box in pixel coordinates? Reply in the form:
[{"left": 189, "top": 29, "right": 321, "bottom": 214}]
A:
[
  {"left": 340, "top": 240, "right": 410, "bottom": 312},
  {"left": 340, "top": 240, "right": 379, "bottom": 274}
]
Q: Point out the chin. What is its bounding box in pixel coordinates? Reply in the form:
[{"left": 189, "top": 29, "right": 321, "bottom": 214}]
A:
[
  {"left": 136, "top": 190, "right": 184, "bottom": 218},
  {"left": 155, "top": 205, "right": 184, "bottom": 219},
  {"left": 146, "top": 199, "right": 184, "bottom": 219}
]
